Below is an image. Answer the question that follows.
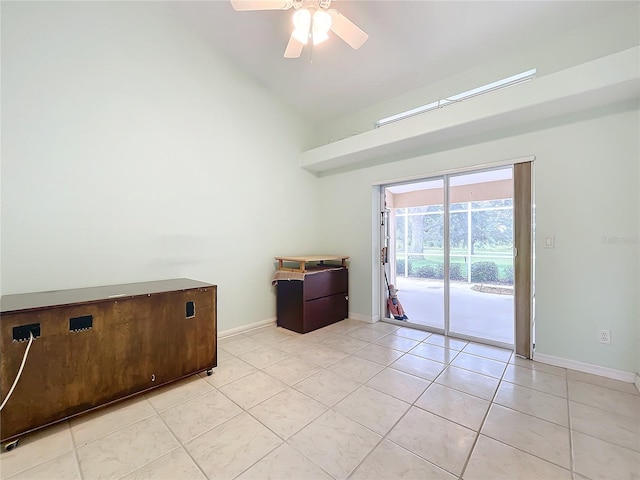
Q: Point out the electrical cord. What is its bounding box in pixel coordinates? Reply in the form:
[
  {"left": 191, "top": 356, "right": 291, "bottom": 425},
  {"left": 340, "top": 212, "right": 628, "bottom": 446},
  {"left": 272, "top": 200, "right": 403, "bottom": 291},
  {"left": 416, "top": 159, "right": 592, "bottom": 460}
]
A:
[{"left": 0, "top": 332, "right": 34, "bottom": 411}]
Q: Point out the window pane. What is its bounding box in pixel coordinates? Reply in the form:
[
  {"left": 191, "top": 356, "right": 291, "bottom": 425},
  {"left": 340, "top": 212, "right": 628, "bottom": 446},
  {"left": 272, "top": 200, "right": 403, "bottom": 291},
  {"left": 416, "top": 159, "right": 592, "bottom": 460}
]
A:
[
  {"left": 450, "top": 202, "right": 468, "bottom": 211},
  {"left": 471, "top": 198, "right": 513, "bottom": 209},
  {"left": 395, "top": 214, "right": 405, "bottom": 252},
  {"left": 449, "top": 211, "right": 468, "bottom": 253},
  {"left": 471, "top": 210, "right": 513, "bottom": 254}
]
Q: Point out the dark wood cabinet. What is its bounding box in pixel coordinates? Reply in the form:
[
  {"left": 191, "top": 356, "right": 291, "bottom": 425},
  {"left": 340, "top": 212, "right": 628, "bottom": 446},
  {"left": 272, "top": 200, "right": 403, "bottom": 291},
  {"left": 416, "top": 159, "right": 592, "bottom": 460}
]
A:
[
  {"left": 0, "top": 279, "right": 216, "bottom": 443},
  {"left": 275, "top": 261, "right": 348, "bottom": 334}
]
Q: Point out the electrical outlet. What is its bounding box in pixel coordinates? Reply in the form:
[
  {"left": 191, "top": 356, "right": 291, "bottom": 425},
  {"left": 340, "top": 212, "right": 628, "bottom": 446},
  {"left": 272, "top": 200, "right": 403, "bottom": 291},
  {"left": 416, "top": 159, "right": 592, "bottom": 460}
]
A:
[{"left": 598, "top": 329, "right": 611, "bottom": 344}]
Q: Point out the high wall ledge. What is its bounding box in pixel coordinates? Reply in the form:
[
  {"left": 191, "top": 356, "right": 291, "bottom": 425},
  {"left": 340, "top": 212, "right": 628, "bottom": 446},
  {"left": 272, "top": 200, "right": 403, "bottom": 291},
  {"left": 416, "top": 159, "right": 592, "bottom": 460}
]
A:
[{"left": 301, "top": 47, "right": 640, "bottom": 174}]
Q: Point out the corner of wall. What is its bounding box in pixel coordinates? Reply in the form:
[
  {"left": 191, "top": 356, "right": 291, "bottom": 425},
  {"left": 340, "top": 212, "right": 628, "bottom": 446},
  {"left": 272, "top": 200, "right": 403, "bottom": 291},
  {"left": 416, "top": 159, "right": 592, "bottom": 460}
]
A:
[{"left": 349, "top": 312, "right": 374, "bottom": 324}]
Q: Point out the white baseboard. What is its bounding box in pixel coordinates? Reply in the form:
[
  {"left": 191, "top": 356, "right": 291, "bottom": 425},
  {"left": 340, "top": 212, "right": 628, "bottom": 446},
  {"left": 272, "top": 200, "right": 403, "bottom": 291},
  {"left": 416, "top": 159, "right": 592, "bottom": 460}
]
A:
[
  {"left": 220, "top": 314, "right": 373, "bottom": 338},
  {"left": 534, "top": 353, "right": 636, "bottom": 383},
  {"left": 349, "top": 312, "right": 373, "bottom": 323},
  {"left": 635, "top": 374, "right": 640, "bottom": 394},
  {"left": 219, "top": 317, "right": 276, "bottom": 339}
]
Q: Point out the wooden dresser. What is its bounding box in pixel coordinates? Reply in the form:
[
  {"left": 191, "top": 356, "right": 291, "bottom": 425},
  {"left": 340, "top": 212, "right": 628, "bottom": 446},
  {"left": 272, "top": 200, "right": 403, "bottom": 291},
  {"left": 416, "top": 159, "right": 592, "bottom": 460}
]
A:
[
  {"left": 274, "top": 256, "right": 348, "bottom": 334},
  {"left": 0, "top": 278, "right": 217, "bottom": 444}
]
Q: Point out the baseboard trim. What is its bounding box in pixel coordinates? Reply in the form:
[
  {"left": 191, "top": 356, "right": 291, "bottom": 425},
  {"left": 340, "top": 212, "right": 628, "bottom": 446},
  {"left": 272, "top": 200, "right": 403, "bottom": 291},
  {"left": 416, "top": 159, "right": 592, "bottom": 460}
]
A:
[
  {"left": 219, "top": 317, "right": 276, "bottom": 339},
  {"left": 349, "top": 312, "right": 373, "bottom": 323},
  {"left": 220, "top": 314, "right": 373, "bottom": 338},
  {"left": 534, "top": 353, "right": 636, "bottom": 383}
]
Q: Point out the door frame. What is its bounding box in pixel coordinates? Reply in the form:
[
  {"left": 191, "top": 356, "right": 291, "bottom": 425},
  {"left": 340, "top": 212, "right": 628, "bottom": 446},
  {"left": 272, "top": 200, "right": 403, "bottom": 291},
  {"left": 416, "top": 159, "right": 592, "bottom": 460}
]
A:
[{"left": 374, "top": 156, "right": 535, "bottom": 354}]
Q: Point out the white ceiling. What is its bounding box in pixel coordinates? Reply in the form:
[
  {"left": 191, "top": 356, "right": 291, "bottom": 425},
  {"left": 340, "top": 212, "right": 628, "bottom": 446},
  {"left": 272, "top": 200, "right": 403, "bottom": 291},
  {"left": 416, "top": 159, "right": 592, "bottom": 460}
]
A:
[{"left": 169, "top": 1, "right": 636, "bottom": 123}]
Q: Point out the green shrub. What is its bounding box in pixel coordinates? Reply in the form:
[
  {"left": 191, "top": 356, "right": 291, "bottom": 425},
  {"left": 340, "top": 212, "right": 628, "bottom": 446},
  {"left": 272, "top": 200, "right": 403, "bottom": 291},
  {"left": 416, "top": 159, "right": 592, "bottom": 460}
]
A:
[
  {"left": 407, "top": 257, "right": 420, "bottom": 273},
  {"left": 501, "top": 265, "right": 514, "bottom": 285},
  {"left": 471, "top": 261, "right": 499, "bottom": 283},
  {"left": 395, "top": 259, "right": 405, "bottom": 275},
  {"left": 413, "top": 265, "right": 435, "bottom": 278},
  {"left": 434, "top": 263, "right": 444, "bottom": 279},
  {"left": 450, "top": 263, "right": 465, "bottom": 281},
  {"left": 411, "top": 263, "right": 444, "bottom": 279}
]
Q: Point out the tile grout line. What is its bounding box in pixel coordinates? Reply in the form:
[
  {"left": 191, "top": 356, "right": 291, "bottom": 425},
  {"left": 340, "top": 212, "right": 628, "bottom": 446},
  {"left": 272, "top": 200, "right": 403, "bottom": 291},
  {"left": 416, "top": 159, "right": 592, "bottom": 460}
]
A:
[
  {"left": 147, "top": 378, "right": 219, "bottom": 415},
  {"left": 361, "top": 335, "right": 477, "bottom": 478},
  {"left": 466, "top": 353, "right": 581, "bottom": 475},
  {"left": 68, "top": 419, "right": 86, "bottom": 480},
  {"left": 3, "top": 422, "right": 86, "bottom": 480},
  {"left": 284, "top": 429, "right": 343, "bottom": 480},
  {"left": 242, "top": 346, "right": 343, "bottom": 480},
  {"left": 457, "top": 349, "right": 512, "bottom": 479},
  {"left": 286, "top": 326, "right": 413, "bottom": 480},
  {"left": 498, "top": 357, "right": 569, "bottom": 393},
  {"left": 343, "top": 337, "right": 442, "bottom": 480},
  {"left": 149, "top": 384, "right": 258, "bottom": 480},
  {"left": 79, "top": 400, "right": 195, "bottom": 480},
  {"left": 9, "top": 321, "right": 637, "bottom": 480},
  {"left": 194, "top": 335, "right": 614, "bottom": 479},
  {"left": 566, "top": 374, "right": 577, "bottom": 480},
  {"left": 1, "top": 434, "right": 76, "bottom": 480},
  {"left": 340, "top": 332, "right": 508, "bottom": 479},
  {"left": 130, "top": 410, "right": 206, "bottom": 480}
]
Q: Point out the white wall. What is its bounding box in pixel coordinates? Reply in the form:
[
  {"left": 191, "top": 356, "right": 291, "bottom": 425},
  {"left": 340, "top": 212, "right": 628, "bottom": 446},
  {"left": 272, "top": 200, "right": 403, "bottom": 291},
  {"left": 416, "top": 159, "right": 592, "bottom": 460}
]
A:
[
  {"left": 0, "top": 2, "right": 320, "bottom": 331},
  {"left": 316, "top": 107, "right": 640, "bottom": 374}
]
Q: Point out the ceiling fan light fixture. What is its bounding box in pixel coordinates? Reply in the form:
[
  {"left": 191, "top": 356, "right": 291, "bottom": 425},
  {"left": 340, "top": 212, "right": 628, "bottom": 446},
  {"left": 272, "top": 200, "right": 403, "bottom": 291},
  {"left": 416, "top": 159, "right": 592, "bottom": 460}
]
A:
[
  {"left": 292, "top": 26, "right": 310, "bottom": 44},
  {"left": 292, "top": 8, "right": 311, "bottom": 43},
  {"left": 230, "top": 0, "right": 368, "bottom": 58},
  {"left": 313, "top": 10, "right": 332, "bottom": 33},
  {"left": 312, "top": 30, "right": 328, "bottom": 45},
  {"left": 311, "top": 9, "right": 331, "bottom": 44}
]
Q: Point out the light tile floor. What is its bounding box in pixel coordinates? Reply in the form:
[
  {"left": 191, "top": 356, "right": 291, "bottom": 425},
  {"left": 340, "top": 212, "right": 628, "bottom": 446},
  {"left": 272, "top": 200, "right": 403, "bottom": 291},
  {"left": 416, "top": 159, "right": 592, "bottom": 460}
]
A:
[{"left": 1, "top": 319, "right": 639, "bottom": 480}]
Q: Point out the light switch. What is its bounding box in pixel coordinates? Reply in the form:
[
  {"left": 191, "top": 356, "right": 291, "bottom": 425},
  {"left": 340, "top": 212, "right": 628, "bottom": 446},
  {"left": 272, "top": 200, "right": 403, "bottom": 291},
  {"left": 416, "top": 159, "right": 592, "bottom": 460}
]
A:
[{"left": 544, "top": 236, "right": 555, "bottom": 249}]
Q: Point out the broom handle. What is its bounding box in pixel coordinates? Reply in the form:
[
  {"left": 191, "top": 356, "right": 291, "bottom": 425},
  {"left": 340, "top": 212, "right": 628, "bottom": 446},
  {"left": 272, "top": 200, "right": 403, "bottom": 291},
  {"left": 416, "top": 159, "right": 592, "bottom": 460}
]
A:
[{"left": 384, "top": 269, "right": 392, "bottom": 294}]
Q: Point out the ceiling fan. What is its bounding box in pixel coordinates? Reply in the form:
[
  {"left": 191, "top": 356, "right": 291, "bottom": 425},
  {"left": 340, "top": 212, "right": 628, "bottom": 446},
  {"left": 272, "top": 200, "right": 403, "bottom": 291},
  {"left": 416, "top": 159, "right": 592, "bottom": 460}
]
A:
[{"left": 230, "top": 0, "right": 369, "bottom": 58}]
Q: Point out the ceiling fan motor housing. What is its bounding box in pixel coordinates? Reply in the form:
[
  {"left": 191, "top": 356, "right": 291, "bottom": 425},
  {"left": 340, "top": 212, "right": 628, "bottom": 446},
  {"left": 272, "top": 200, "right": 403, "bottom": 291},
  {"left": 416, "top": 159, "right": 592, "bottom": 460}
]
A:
[{"left": 292, "top": 0, "right": 332, "bottom": 10}]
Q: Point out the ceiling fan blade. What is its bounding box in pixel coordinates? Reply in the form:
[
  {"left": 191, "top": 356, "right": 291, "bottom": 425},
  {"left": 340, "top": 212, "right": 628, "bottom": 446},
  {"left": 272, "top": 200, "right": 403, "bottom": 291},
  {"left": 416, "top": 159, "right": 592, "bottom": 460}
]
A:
[
  {"left": 328, "top": 9, "right": 369, "bottom": 50},
  {"left": 230, "top": 0, "right": 293, "bottom": 11},
  {"left": 284, "top": 34, "right": 305, "bottom": 58}
]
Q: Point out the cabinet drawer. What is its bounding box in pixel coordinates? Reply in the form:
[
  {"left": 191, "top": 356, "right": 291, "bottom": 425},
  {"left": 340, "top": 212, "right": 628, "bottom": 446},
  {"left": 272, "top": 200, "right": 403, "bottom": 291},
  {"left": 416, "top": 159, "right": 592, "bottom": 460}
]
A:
[
  {"left": 303, "top": 293, "right": 349, "bottom": 332},
  {"left": 303, "top": 268, "right": 348, "bottom": 301}
]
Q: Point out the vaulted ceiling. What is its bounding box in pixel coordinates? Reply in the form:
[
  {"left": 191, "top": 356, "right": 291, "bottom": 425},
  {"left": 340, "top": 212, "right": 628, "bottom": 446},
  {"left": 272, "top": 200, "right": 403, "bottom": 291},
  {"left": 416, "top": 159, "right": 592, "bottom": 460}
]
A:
[{"left": 170, "top": 1, "right": 639, "bottom": 123}]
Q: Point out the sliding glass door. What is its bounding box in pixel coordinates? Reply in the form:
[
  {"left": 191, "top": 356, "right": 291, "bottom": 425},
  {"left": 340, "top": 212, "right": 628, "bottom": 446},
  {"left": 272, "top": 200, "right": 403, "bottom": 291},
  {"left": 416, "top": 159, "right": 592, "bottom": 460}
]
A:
[
  {"left": 384, "top": 179, "right": 445, "bottom": 331},
  {"left": 382, "top": 166, "right": 517, "bottom": 348},
  {"left": 448, "top": 169, "right": 514, "bottom": 345}
]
